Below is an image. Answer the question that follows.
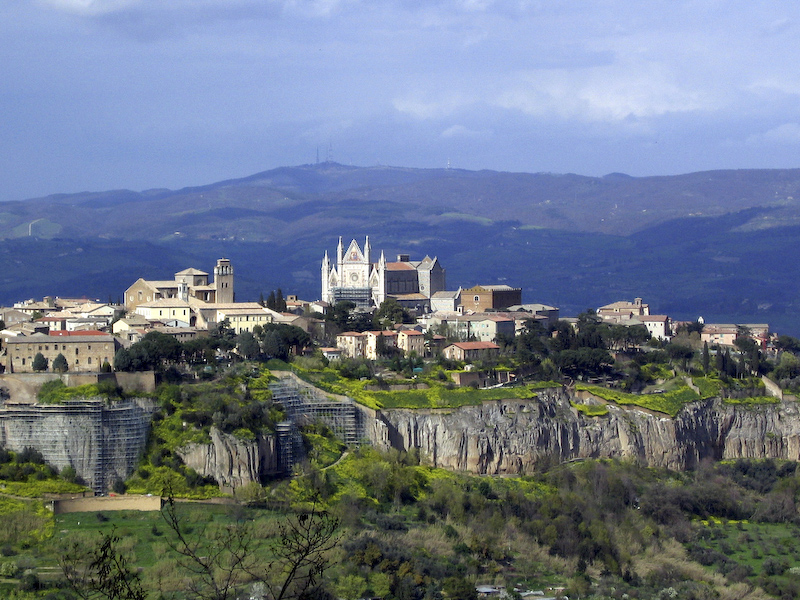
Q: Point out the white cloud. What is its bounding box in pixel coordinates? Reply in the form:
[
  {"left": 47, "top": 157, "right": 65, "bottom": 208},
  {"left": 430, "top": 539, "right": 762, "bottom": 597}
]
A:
[
  {"left": 393, "top": 94, "right": 471, "bottom": 120},
  {"left": 748, "top": 123, "right": 800, "bottom": 145},
  {"left": 39, "top": 0, "right": 137, "bottom": 15},
  {"left": 441, "top": 124, "right": 487, "bottom": 138},
  {"left": 495, "top": 65, "right": 715, "bottom": 122}
]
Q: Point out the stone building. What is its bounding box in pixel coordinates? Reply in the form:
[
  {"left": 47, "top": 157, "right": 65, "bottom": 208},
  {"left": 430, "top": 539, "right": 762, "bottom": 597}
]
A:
[
  {"left": 460, "top": 285, "right": 522, "bottom": 312},
  {"left": 442, "top": 341, "right": 500, "bottom": 362},
  {"left": 2, "top": 332, "right": 119, "bottom": 373},
  {"left": 597, "top": 297, "right": 650, "bottom": 323},
  {"left": 124, "top": 258, "right": 234, "bottom": 312},
  {"left": 321, "top": 237, "right": 445, "bottom": 309}
]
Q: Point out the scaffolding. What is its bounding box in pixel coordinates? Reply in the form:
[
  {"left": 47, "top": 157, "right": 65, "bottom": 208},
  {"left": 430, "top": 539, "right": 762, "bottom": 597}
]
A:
[
  {"left": 0, "top": 398, "right": 153, "bottom": 495},
  {"left": 269, "top": 380, "right": 365, "bottom": 473}
]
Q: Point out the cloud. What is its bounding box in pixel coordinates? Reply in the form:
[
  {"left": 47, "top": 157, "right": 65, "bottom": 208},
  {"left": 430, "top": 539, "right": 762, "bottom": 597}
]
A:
[
  {"left": 440, "top": 124, "right": 488, "bottom": 138},
  {"left": 495, "top": 64, "right": 717, "bottom": 123},
  {"left": 393, "top": 95, "right": 471, "bottom": 120},
  {"left": 39, "top": 0, "right": 137, "bottom": 15},
  {"left": 748, "top": 123, "right": 800, "bottom": 145}
]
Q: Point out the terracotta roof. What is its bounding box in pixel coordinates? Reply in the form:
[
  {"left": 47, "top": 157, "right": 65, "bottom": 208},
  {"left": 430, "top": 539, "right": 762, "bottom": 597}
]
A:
[
  {"left": 386, "top": 262, "right": 416, "bottom": 270},
  {"left": 449, "top": 341, "right": 500, "bottom": 350}
]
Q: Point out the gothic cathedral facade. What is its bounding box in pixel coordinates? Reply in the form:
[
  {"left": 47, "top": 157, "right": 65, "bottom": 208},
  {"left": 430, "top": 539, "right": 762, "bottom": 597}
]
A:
[{"left": 321, "top": 237, "right": 445, "bottom": 309}]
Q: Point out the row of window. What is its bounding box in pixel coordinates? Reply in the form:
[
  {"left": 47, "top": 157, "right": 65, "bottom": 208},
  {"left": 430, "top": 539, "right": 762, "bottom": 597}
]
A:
[
  {"left": 18, "top": 356, "right": 110, "bottom": 366},
  {"left": 24, "top": 343, "right": 111, "bottom": 352}
]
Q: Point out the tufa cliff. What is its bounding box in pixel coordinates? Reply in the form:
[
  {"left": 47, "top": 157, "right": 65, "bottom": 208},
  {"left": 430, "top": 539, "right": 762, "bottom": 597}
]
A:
[
  {"left": 178, "top": 428, "right": 280, "bottom": 491},
  {"left": 0, "top": 397, "right": 154, "bottom": 493},
  {"left": 366, "top": 388, "right": 800, "bottom": 473}
]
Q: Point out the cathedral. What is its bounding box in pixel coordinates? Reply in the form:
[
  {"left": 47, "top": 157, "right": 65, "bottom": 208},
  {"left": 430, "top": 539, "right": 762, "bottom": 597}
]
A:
[{"left": 321, "top": 237, "right": 445, "bottom": 310}]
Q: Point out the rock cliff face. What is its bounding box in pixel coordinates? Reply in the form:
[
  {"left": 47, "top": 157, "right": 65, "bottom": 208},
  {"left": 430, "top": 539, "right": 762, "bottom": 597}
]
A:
[
  {"left": 366, "top": 389, "right": 800, "bottom": 473},
  {"left": 178, "top": 428, "right": 280, "bottom": 490},
  {"left": 0, "top": 397, "right": 154, "bottom": 493}
]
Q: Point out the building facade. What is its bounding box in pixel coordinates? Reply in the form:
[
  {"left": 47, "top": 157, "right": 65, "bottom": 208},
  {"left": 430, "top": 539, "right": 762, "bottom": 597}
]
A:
[
  {"left": 124, "top": 258, "right": 234, "bottom": 312},
  {"left": 460, "top": 285, "right": 522, "bottom": 312},
  {"left": 321, "top": 237, "right": 445, "bottom": 309},
  {"left": 2, "top": 333, "right": 119, "bottom": 373}
]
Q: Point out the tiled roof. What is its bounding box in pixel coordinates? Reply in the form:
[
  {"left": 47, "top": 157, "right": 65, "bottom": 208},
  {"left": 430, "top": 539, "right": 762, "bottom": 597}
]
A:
[
  {"left": 449, "top": 341, "right": 500, "bottom": 350},
  {"left": 386, "top": 262, "right": 416, "bottom": 270},
  {"left": 175, "top": 268, "right": 208, "bottom": 275}
]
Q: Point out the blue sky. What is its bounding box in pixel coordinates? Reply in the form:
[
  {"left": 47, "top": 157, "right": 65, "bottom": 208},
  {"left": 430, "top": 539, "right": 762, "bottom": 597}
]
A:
[{"left": 3, "top": 0, "right": 800, "bottom": 201}]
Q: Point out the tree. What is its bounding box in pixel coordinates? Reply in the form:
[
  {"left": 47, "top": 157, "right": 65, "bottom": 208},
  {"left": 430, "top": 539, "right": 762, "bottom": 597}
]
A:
[
  {"left": 442, "top": 576, "right": 479, "bottom": 600},
  {"left": 61, "top": 527, "right": 146, "bottom": 600},
  {"left": 32, "top": 352, "right": 48, "bottom": 372},
  {"left": 64, "top": 493, "right": 339, "bottom": 600},
  {"left": 666, "top": 342, "right": 694, "bottom": 372},
  {"left": 263, "top": 331, "right": 288, "bottom": 360},
  {"left": 113, "top": 348, "right": 132, "bottom": 372},
  {"left": 334, "top": 574, "right": 368, "bottom": 600},
  {"left": 236, "top": 331, "right": 261, "bottom": 360},
  {"left": 53, "top": 353, "right": 69, "bottom": 373},
  {"left": 701, "top": 341, "right": 710, "bottom": 373},
  {"left": 775, "top": 335, "right": 800, "bottom": 353},
  {"left": 160, "top": 495, "right": 339, "bottom": 600},
  {"left": 374, "top": 298, "right": 412, "bottom": 329},
  {"left": 275, "top": 288, "right": 287, "bottom": 312}
]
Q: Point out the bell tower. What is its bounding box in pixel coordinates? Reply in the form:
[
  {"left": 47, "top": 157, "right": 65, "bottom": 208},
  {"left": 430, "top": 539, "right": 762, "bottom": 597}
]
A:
[{"left": 214, "top": 258, "right": 234, "bottom": 304}]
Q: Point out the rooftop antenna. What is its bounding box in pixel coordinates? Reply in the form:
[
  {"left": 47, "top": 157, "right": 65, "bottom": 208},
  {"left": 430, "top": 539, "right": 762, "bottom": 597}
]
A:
[
  {"left": 327, "top": 140, "right": 333, "bottom": 163},
  {"left": 316, "top": 146, "right": 319, "bottom": 164}
]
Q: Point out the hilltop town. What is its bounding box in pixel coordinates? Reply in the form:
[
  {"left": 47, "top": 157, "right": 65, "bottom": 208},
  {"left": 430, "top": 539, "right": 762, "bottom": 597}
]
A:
[
  {"left": 2, "top": 237, "right": 800, "bottom": 600},
  {"left": 0, "top": 236, "right": 784, "bottom": 385},
  {"left": 0, "top": 237, "right": 779, "bottom": 383}
]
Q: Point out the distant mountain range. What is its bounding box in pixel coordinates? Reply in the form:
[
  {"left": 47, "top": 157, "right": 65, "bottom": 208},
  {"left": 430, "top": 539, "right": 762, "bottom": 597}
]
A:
[{"left": 3, "top": 163, "right": 800, "bottom": 334}]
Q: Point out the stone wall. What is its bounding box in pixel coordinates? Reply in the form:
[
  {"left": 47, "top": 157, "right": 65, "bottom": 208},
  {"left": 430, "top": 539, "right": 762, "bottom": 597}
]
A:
[{"left": 51, "top": 494, "right": 163, "bottom": 514}]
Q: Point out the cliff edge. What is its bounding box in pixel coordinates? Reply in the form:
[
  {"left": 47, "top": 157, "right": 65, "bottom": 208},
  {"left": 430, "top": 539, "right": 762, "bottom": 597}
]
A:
[{"left": 367, "top": 388, "right": 800, "bottom": 474}]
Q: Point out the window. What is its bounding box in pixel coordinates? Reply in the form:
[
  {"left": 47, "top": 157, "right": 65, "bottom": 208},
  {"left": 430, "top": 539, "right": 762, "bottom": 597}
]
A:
[
  {"left": 474, "top": 295, "right": 480, "bottom": 302},
  {"left": 87, "top": 357, "right": 92, "bottom": 364},
  {"left": 75, "top": 348, "right": 79, "bottom": 355}
]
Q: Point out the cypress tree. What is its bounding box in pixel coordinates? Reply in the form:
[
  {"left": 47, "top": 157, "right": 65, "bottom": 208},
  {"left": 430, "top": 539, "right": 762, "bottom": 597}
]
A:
[
  {"left": 53, "top": 353, "right": 69, "bottom": 373},
  {"left": 32, "top": 353, "right": 48, "bottom": 372}
]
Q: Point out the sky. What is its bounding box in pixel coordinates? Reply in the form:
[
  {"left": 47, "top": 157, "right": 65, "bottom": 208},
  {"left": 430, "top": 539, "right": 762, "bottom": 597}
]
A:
[{"left": 3, "top": 0, "right": 800, "bottom": 201}]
